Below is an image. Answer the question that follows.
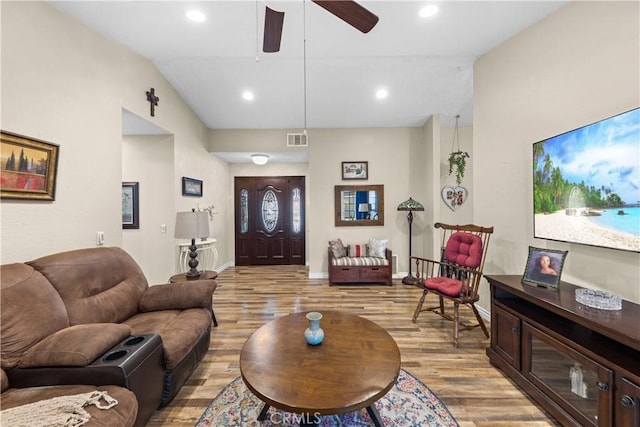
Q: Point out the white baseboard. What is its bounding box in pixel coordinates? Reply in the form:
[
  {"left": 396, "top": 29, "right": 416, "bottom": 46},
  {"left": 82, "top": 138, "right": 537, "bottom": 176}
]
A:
[
  {"left": 476, "top": 304, "right": 490, "bottom": 322},
  {"left": 214, "top": 261, "right": 234, "bottom": 273}
]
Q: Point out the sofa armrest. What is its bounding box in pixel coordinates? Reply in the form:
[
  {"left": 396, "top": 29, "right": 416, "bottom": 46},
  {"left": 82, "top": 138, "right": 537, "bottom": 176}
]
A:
[{"left": 139, "top": 281, "right": 217, "bottom": 313}]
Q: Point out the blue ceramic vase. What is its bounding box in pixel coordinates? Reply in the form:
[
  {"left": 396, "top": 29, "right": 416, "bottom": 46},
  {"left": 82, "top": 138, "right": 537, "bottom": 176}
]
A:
[{"left": 304, "top": 312, "right": 324, "bottom": 345}]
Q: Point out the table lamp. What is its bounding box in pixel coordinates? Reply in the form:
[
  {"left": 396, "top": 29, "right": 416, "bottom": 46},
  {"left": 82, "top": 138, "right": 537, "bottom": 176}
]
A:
[
  {"left": 174, "top": 209, "right": 211, "bottom": 278},
  {"left": 397, "top": 197, "right": 425, "bottom": 285},
  {"left": 357, "top": 203, "right": 369, "bottom": 219}
]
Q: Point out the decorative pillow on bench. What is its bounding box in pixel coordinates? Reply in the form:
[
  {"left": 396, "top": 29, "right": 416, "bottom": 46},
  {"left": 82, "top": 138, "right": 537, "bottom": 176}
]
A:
[
  {"left": 368, "top": 238, "right": 388, "bottom": 258},
  {"left": 350, "top": 244, "right": 368, "bottom": 257},
  {"left": 329, "top": 239, "right": 347, "bottom": 258}
]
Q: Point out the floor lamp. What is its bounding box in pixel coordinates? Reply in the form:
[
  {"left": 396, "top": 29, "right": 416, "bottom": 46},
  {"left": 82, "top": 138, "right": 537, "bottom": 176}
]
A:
[
  {"left": 174, "top": 209, "right": 211, "bottom": 278},
  {"left": 397, "top": 197, "right": 425, "bottom": 285}
]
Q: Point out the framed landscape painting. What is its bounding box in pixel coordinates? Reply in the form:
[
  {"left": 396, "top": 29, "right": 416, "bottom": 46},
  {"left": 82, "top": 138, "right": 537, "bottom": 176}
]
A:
[{"left": 1, "top": 131, "right": 59, "bottom": 201}]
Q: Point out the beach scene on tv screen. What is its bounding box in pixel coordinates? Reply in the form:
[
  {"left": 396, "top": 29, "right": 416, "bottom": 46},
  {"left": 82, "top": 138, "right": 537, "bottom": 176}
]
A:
[{"left": 533, "top": 108, "right": 640, "bottom": 252}]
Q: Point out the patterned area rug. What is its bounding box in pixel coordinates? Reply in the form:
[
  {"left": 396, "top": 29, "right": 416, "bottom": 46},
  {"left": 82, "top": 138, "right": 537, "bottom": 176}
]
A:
[{"left": 196, "top": 369, "right": 458, "bottom": 427}]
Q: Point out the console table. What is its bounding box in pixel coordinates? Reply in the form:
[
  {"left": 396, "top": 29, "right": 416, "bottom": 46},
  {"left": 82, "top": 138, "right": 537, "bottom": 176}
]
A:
[
  {"left": 485, "top": 275, "right": 640, "bottom": 427},
  {"left": 178, "top": 238, "right": 218, "bottom": 273}
]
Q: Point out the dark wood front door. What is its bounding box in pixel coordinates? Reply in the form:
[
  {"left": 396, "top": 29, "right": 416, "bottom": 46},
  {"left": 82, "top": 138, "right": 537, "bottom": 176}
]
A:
[{"left": 235, "top": 176, "right": 305, "bottom": 266}]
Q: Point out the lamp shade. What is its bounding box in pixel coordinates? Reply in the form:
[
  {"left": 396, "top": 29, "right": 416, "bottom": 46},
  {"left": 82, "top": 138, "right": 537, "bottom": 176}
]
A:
[
  {"left": 358, "top": 203, "right": 369, "bottom": 213},
  {"left": 174, "top": 210, "right": 210, "bottom": 239},
  {"left": 397, "top": 197, "right": 424, "bottom": 211}
]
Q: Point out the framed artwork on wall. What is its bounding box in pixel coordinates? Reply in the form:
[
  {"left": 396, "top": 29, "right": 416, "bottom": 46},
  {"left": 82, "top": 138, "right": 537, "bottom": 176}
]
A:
[
  {"left": 521, "top": 246, "right": 567, "bottom": 289},
  {"left": 122, "top": 182, "right": 139, "bottom": 229},
  {"left": 182, "top": 177, "right": 203, "bottom": 197},
  {"left": 341, "top": 161, "right": 368, "bottom": 180},
  {"left": 1, "top": 131, "right": 60, "bottom": 201}
]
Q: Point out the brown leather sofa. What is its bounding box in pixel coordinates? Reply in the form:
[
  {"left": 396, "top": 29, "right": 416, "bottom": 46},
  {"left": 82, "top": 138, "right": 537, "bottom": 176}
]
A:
[
  {"left": 0, "top": 247, "right": 216, "bottom": 426},
  {"left": 1, "top": 368, "right": 138, "bottom": 426}
]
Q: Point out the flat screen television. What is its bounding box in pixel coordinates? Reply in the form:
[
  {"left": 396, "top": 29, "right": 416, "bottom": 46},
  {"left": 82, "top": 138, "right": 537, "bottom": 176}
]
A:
[{"left": 533, "top": 107, "right": 640, "bottom": 253}]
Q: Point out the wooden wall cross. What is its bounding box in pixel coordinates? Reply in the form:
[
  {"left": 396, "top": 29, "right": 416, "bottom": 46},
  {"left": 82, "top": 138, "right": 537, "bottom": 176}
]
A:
[{"left": 146, "top": 88, "right": 159, "bottom": 117}]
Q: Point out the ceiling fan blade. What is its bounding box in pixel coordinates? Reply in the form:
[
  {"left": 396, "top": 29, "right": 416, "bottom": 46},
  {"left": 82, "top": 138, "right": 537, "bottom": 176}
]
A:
[
  {"left": 311, "top": 0, "right": 379, "bottom": 33},
  {"left": 263, "top": 6, "right": 285, "bottom": 53}
]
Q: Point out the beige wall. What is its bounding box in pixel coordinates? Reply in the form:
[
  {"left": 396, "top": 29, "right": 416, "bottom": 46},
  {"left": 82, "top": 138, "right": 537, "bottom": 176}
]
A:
[
  {"left": 474, "top": 1, "right": 640, "bottom": 304},
  {"left": 122, "top": 134, "right": 175, "bottom": 284},
  {"left": 0, "top": 2, "right": 225, "bottom": 282}
]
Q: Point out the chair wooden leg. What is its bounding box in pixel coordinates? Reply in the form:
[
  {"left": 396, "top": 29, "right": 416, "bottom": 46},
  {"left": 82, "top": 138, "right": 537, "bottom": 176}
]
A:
[
  {"left": 439, "top": 295, "right": 445, "bottom": 315},
  {"left": 453, "top": 302, "right": 460, "bottom": 348},
  {"left": 412, "top": 289, "right": 429, "bottom": 322},
  {"left": 471, "top": 303, "right": 490, "bottom": 338}
]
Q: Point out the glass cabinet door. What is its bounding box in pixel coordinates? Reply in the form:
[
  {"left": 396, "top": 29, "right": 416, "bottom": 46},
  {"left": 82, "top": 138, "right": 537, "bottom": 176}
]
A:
[{"left": 523, "top": 323, "right": 613, "bottom": 426}]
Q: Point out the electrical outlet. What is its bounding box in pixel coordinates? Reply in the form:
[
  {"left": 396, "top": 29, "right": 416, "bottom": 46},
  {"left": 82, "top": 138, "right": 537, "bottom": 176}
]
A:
[{"left": 96, "top": 231, "right": 105, "bottom": 246}]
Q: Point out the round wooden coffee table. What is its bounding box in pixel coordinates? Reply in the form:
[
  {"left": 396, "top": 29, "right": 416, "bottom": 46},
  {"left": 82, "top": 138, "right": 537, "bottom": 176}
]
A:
[{"left": 239, "top": 311, "right": 401, "bottom": 426}]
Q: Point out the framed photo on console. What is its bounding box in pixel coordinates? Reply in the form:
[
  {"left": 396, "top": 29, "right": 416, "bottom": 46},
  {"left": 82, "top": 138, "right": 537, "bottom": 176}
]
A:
[{"left": 522, "top": 246, "right": 567, "bottom": 289}]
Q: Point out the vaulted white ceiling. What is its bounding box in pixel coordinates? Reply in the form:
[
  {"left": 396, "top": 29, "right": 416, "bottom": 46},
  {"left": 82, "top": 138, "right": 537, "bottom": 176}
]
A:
[{"left": 53, "top": 0, "right": 568, "bottom": 134}]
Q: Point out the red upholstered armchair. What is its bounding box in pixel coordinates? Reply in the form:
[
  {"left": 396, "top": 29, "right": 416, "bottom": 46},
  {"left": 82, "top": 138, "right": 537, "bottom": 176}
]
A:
[{"left": 411, "top": 223, "right": 493, "bottom": 347}]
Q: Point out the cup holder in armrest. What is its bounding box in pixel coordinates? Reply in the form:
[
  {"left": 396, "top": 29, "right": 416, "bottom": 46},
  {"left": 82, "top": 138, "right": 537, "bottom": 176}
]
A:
[
  {"left": 124, "top": 336, "right": 145, "bottom": 346},
  {"left": 103, "top": 350, "right": 128, "bottom": 362}
]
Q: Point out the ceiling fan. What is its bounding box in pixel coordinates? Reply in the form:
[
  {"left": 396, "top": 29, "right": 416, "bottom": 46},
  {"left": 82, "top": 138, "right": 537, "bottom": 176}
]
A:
[{"left": 263, "top": 0, "right": 379, "bottom": 53}]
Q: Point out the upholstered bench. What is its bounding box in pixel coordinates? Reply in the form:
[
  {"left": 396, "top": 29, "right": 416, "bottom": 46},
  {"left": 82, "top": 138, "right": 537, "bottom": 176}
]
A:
[{"left": 328, "top": 239, "right": 392, "bottom": 286}]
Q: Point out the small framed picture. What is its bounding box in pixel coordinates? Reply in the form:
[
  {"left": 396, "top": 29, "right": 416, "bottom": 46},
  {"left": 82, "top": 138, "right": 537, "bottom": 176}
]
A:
[
  {"left": 1, "top": 131, "right": 60, "bottom": 201},
  {"left": 341, "top": 161, "right": 368, "bottom": 180},
  {"left": 522, "top": 246, "right": 568, "bottom": 289},
  {"left": 182, "top": 177, "right": 203, "bottom": 197},
  {"left": 122, "top": 182, "right": 139, "bottom": 229}
]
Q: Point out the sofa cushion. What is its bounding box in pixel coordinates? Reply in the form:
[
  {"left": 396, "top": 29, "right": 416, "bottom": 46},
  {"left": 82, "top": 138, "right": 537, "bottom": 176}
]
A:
[
  {"left": 123, "top": 308, "right": 212, "bottom": 370},
  {"left": 0, "top": 384, "right": 138, "bottom": 427},
  {"left": 329, "top": 239, "right": 347, "bottom": 258},
  {"left": 0, "top": 263, "right": 70, "bottom": 369},
  {"left": 368, "top": 238, "right": 388, "bottom": 258},
  {"left": 332, "top": 257, "right": 389, "bottom": 267},
  {"left": 28, "top": 247, "right": 148, "bottom": 325},
  {"left": 19, "top": 324, "right": 132, "bottom": 368}
]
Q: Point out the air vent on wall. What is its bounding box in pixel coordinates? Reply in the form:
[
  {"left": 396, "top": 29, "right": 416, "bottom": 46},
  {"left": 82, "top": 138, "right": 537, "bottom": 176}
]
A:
[{"left": 287, "top": 133, "right": 308, "bottom": 147}]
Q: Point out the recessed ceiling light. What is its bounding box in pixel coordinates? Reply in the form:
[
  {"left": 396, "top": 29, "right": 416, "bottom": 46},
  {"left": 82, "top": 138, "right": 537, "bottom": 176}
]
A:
[
  {"left": 419, "top": 5, "right": 439, "bottom": 18},
  {"left": 186, "top": 10, "right": 206, "bottom": 23},
  {"left": 375, "top": 88, "right": 388, "bottom": 100},
  {"left": 242, "top": 91, "right": 254, "bottom": 101}
]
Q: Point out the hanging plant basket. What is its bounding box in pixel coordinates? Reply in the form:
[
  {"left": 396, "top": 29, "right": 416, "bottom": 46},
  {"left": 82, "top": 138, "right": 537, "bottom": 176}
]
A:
[
  {"left": 447, "top": 115, "right": 470, "bottom": 185},
  {"left": 448, "top": 150, "right": 470, "bottom": 185}
]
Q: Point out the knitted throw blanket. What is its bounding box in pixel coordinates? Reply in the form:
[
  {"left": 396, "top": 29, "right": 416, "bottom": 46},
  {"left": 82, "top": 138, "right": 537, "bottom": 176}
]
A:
[{"left": 1, "top": 390, "right": 118, "bottom": 427}]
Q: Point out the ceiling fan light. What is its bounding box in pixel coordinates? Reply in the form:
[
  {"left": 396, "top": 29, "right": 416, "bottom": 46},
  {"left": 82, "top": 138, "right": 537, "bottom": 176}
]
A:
[
  {"left": 185, "top": 10, "right": 206, "bottom": 22},
  {"left": 251, "top": 154, "right": 270, "bottom": 165},
  {"left": 419, "top": 5, "right": 439, "bottom": 18}
]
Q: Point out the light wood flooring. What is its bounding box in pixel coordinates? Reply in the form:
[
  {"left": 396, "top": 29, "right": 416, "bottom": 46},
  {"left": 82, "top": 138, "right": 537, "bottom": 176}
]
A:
[{"left": 147, "top": 265, "right": 559, "bottom": 427}]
